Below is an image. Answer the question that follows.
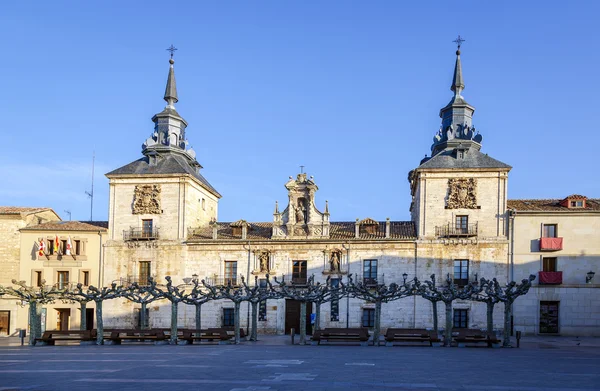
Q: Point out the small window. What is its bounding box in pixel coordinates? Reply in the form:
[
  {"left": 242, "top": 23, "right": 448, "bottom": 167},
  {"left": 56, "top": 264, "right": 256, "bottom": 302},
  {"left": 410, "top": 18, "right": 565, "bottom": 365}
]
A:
[
  {"left": 47, "top": 239, "right": 54, "bottom": 255},
  {"left": 82, "top": 271, "right": 90, "bottom": 286},
  {"left": 258, "top": 300, "right": 267, "bottom": 321},
  {"left": 330, "top": 299, "right": 339, "bottom": 322},
  {"left": 292, "top": 261, "right": 307, "bottom": 284},
  {"left": 61, "top": 240, "right": 67, "bottom": 254},
  {"left": 455, "top": 215, "right": 468, "bottom": 234},
  {"left": 223, "top": 308, "right": 235, "bottom": 327},
  {"left": 75, "top": 240, "right": 81, "bottom": 256},
  {"left": 57, "top": 271, "right": 69, "bottom": 289},
  {"left": 543, "top": 257, "right": 557, "bottom": 272},
  {"left": 35, "top": 271, "right": 43, "bottom": 287},
  {"left": 363, "top": 260, "right": 378, "bottom": 285},
  {"left": 224, "top": 261, "right": 238, "bottom": 285},
  {"left": 453, "top": 309, "right": 468, "bottom": 328},
  {"left": 453, "top": 260, "right": 469, "bottom": 287},
  {"left": 259, "top": 279, "right": 267, "bottom": 289},
  {"left": 543, "top": 224, "right": 557, "bottom": 238},
  {"left": 201, "top": 198, "right": 206, "bottom": 211},
  {"left": 362, "top": 308, "right": 375, "bottom": 328}
]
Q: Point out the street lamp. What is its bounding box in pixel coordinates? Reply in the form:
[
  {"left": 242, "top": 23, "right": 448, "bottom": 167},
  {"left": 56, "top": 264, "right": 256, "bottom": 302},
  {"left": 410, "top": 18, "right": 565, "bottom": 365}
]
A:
[
  {"left": 586, "top": 271, "right": 595, "bottom": 284},
  {"left": 402, "top": 273, "right": 408, "bottom": 283},
  {"left": 192, "top": 273, "right": 199, "bottom": 282}
]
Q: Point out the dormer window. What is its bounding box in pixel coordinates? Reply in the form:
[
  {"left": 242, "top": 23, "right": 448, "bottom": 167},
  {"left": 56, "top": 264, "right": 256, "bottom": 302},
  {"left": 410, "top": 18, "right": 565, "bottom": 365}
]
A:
[
  {"left": 560, "top": 195, "right": 587, "bottom": 209},
  {"left": 359, "top": 218, "right": 379, "bottom": 235}
]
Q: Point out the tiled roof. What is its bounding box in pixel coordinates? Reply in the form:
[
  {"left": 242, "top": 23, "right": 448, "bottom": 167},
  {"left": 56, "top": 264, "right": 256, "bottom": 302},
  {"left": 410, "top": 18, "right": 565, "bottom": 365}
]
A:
[
  {"left": 0, "top": 206, "right": 52, "bottom": 215},
  {"left": 508, "top": 199, "right": 600, "bottom": 212},
  {"left": 21, "top": 221, "right": 108, "bottom": 231},
  {"left": 418, "top": 148, "right": 511, "bottom": 170},
  {"left": 565, "top": 194, "right": 587, "bottom": 199},
  {"left": 189, "top": 221, "right": 416, "bottom": 240}
]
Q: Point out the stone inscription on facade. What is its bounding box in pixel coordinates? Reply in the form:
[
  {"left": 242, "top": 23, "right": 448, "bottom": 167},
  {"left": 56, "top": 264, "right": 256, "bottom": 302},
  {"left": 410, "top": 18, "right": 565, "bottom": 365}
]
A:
[
  {"left": 133, "top": 185, "right": 162, "bottom": 214},
  {"left": 446, "top": 178, "right": 477, "bottom": 209}
]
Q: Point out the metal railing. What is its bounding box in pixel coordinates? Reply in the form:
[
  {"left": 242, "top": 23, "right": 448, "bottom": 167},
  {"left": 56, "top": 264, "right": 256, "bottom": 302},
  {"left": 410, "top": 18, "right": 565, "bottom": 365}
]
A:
[
  {"left": 435, "top": 222, "right": 478, "bottom": 238},
  {"left": 123, "top": 228, "right": 160, "bottom": 241},
  {"left": 203, "top": 277, "right": 240, "bottom": 287},
  {"left": 119, "top": 276, "right": 152, "bottom": 287}
]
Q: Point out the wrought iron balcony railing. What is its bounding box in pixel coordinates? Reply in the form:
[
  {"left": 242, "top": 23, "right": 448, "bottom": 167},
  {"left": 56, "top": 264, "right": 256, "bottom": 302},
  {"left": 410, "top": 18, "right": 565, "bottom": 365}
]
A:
[
  {"left": 119, "top": 276, "right": 152, "bottom": 287},
  {"left": 123, "top": 228, "right": 160, "bottom": 241},
  {"left": 435, "top": 222, "right": 478, "bottom": 238},
  {"left": 203, "top": 277, "right": 240, "bottom": 287}
]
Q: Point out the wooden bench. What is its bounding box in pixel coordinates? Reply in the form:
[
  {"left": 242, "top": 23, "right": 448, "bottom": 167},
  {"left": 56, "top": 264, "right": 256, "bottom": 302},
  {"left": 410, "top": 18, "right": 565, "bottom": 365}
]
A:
[
  {"left": 453, "top": 329, "right": 500, "bottom": 348},
  {"left": 384, "top": 328, "right": 441, "bottom": 347},
  {"left": 106, "top": 329, "right": 167, "bottom": 345},
  {"left": 220, "top": 327, "right": 247, "bottom": 341},
  {"left": 179, "top": 329, "right": 232, "bottom": 345},
  {"left": 311, "top": 328, "right": 370, "bottom": 346},
  {"left": 35, "top": 330, "right": 95, "bottom": 346}
]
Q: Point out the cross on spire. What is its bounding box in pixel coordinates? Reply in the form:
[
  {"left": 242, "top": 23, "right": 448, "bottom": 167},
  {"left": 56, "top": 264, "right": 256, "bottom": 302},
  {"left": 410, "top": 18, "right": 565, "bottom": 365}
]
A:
[
  {"left": 166, "top": 44, "right": 178, "bottom": 59},
  {"left": 300, "top": 165, "right": 305, "bottom": 174},
  {"left": 453, "top": 35, "right": 465, "bottom": 50}
]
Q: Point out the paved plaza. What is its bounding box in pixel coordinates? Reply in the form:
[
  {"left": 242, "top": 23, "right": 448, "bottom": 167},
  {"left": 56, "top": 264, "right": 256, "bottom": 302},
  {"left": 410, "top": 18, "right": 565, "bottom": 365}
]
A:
[{"left": 0, "top": 336, "right": 599, "bottom": 391}]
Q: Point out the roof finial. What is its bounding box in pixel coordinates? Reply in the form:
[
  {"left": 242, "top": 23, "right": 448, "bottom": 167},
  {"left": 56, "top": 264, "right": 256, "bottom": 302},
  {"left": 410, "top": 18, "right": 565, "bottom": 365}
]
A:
[
  {"left": 164, "top": 45, "right": 179, "bottom": 107},
  {"left": 451, "top": 35, "right": 465, "bottom": 97}
]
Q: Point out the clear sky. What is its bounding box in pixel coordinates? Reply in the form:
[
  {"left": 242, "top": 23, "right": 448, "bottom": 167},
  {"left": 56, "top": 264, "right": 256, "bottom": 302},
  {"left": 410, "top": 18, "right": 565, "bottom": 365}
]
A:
[{"left": 1, "top": 1, "right": 598, "bottom": 223}]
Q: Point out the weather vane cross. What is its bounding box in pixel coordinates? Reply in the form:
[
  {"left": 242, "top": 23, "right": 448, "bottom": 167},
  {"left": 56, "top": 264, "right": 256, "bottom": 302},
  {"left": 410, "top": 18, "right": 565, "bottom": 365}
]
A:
[
  {"left": 453, "top": 35, "right": 465, "bottom": 50},
  {"left": 300, "top": 165, "right": 305, "bottom": 174},
  {"left": 166, "top": 44, "right": 178, "bottom": 59}
]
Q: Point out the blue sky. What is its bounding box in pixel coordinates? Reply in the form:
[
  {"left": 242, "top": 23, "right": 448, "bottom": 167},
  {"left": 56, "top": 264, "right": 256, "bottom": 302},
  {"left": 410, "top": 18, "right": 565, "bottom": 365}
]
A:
[{"left": 1, "top": 1, "right": 598, "bottom": 222}]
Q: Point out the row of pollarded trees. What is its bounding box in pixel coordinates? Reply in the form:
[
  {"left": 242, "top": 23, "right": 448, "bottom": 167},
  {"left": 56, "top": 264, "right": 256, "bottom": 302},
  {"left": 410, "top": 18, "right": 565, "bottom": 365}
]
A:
[{"left": 0, "top": 273, "right": 535, "bottom": 347}]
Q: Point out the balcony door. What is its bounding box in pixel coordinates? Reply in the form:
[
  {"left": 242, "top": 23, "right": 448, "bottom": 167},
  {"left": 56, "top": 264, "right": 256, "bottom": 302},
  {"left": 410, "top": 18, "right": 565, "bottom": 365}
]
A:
[
  {"left": 142, "top": 219, "right": 153, "bottom": 238},
  {"left": 455, "top": 215, "right": 468, "bottom": 234}
]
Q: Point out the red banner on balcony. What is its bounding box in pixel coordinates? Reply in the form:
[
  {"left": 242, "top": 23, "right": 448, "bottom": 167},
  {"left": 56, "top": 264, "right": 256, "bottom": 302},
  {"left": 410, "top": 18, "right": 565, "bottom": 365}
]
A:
[
  {"left": 540, "top": 237, "right": 563, "bottom": 251},
  {"left": 539, "top": 271, "right": 563, "bottom": 284}
]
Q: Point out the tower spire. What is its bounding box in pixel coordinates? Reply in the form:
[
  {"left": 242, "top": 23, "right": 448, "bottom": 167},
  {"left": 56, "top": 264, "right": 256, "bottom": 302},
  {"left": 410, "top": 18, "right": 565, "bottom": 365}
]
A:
[
  {"left": 451, "top": 35, "right": 465, "bottom": 97},
  {"left": 164, "top": 45, "right": 178, "bottom": 108}
]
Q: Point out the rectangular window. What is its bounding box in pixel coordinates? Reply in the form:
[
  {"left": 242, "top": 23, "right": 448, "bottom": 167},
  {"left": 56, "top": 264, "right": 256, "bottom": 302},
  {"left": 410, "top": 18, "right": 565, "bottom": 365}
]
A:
[
  {"left": 363, "top": 259, "right": 378, "bottom": 285},
  {"left": 259, "top": 300, "right": 267, "bottom": 321},
  {"left": 142, "top": 219, "right": 153, "bottom": 237},
  {"left": 543, "top": 257, "right": 557, "bottom": 272},
  {"left": 259, "top": 279, "right": 267, "bottom": 289},
  {"left": 453, "top": 309, "right": 468, "bottom": 328},
  {"left": 35, "top": 271, "right": 43, "bottom": 287},
  {"left": 543, "top": 224, "right": 557, "bottom": 238},
  {"left": 139, "top": 261, "right": 151, "bottom": 285},
  {"left": 57, "top": 271, "right": 69, "bottom": 289},
  {"left": 223, "top": 308, "right": 234, "bottom": 327},
  {"left": 330, "top": 278, "right": 340, "bottom": 321},
  {"left": 362, "top": 308, "right": 375, "bottom": 328},
  {"left": 82, "top": 271, "right": 90, "bottom": 286},
  {"left": 453, "top": 260, "right": 469, "bottom": 287},
  {"left": 47, "top": 239, "right": 54, "bottom": 255},
  {"left": 61, "top": 240, "right": 67, "bottom": 254},
  {"left": 75, "top": 240, "right": 81, "bottom": 256},
  {"left": 455, "top": 215, "right": 468, "bottom": 234},
  {"left": 224, "top": 261, "right": 238, "bottom": 285},
  {"left": 292, "top": 261, "right": 307, "bottom": 284}
]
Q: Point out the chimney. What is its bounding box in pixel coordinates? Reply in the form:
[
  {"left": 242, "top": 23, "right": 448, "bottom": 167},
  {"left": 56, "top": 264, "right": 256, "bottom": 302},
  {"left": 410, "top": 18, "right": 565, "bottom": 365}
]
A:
[
  {"left": 355, "top": 218, "right": 360, "bottom": 238},
  {"left": 212, "top": 223, "right": 218, "bottom": 240},
  {"left": 241, "top": 225, "right": 248, "bottom": 240},
  {"left": 385, "top": 218, "right": 391, "bottom": 238}
]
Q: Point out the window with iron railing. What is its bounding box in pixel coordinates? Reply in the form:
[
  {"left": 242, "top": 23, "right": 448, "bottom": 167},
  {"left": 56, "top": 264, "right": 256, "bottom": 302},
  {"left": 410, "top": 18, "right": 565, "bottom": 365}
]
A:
[
  {"left": 453, "top": 260, "right": 469, "bottom": 287},
  {"left": 57, "top": 271, "right": 69, "bottom": 290},
  {"left": 363, "top": 259, "right": 378, "bottom": 285},
  {"left": 224, "top": 261, "right": 238, "bottom": 285},
  {"left": 139, "top": 262, "right": 151, "bottom": 286}
]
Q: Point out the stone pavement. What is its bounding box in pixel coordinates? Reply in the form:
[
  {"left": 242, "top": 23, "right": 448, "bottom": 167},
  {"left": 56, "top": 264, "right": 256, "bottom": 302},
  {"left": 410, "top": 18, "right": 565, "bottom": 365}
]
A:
[{"left": 0, "top": 335, "right": 599, "bottom": 391}]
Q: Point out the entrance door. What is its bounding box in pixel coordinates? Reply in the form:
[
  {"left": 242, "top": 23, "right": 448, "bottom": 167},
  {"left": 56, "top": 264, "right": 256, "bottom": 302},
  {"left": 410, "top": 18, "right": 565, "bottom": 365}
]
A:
[
  {"left": 540, "top": 301, "right": 559, "bottom": 333},
  {"left": 86, "top": 308, "right": 94, "bottom": 330},
  {"left": 285, "top": 300, "right": 312, "bottom": 335},
  {"left": 56, "top": 309, "right": 70, "bottom": 331},
  {"left": 0, "top": 311, "right": 9, "bottom": 336}
]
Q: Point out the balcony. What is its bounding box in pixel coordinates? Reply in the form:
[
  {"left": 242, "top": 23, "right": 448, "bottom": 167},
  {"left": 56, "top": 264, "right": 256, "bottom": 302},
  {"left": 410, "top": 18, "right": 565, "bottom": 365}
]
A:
[
  {"left": 539, "top": 271, "right": 563, "bottom": 285},
  {"left": 203, "top": 277, "right": 240, "bottom": 287},
  {"left": 119, "top": 276, "right": 151, "bottom": 286},
  {"left": 540, "top": 237, "right": 563, "bottom": 251},
  {"left": 435, "top": 222, "right": 478, "bottom": 238},
  {"left": 123, "top": 228, "right": 160, "bottom": 241},
  {"left": 279, "top": 275, "right": 308, "bottom": 286}
]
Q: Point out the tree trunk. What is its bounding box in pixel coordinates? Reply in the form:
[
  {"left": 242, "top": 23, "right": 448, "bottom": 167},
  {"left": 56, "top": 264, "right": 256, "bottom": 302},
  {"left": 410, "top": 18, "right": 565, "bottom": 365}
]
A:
[
  {"left": 374, "top": 300, "right": 382, "bottom": 346},
  {"left": 431, "top": 300, "right": 438, "bottom": 334},
  {"left": 444, "top": 301, "right": 452, "bottom": 347},
  {"left": 299, "top": 301, "right": 307, "bottom": 345},
  {"left": 250, "top": 301, "right": 258, "bottom": 341},
  {"left": 95, "top": 300, "right": 103, "bottom": 345},
  {"left": 28, "top": 301, "right": 37, "bottom": 345},
  {"left": 503, "top": 302, "right": 512, "bottom": 347},
  {"left": 80, "top": 302, "right": 87, "bottom": 331},
  {"left": 314, "top": 302, "right": 321, "bottom": 332},
  {"left": 170, "top": 301, "right": 178, "bottom": 345},
  {"left": 140, "top": 302, "right": 148, "bottom": 329},
  {"left": 234, "top": 301, "right": 241, "bottom": 344},
  {"left": 487, "top": 301, "right": 495, "bottom": 335},
  {"left": 195, "top": 303, "right": 202, "bottom": 333}
]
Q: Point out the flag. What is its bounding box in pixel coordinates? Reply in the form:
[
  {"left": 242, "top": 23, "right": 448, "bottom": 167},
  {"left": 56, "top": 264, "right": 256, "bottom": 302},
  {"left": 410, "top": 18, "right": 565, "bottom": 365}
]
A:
[
  {"left": 54, "top": 235, "right": 59, "bottom": 255},
  {"left": 65, "top": 236, "right": 72, "bottom": 256},
  {"left": 38, "top": 239, "right": 45, "bottom": 257}
]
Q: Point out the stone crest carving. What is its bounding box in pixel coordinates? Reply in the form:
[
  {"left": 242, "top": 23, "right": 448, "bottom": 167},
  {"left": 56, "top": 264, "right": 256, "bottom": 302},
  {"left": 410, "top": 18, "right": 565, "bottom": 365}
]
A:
[
  {"left": 133, "top": 185, "right": 162, "bottom": 214},
  {"left": 446, "top": 178, "right": 477, "bottom": 209}
]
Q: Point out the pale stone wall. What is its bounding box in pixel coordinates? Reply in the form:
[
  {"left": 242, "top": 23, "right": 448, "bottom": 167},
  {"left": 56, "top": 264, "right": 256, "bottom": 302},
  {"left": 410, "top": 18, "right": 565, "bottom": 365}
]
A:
[
  {"left": 411, "top": 170, "right": 509, "bottom": 239},
  {"left": 511, "top": 212, "right": 600, "bottom": 335}
]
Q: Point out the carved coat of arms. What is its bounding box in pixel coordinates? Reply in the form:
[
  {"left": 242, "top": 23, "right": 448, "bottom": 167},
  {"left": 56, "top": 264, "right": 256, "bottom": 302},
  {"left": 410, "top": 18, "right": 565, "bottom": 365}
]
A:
[
  {"left": 133, "top": 185, "right": 162, "bottom": 214},
  {"left": 446, "top": 178, "right": 477, "bottom": 209}
]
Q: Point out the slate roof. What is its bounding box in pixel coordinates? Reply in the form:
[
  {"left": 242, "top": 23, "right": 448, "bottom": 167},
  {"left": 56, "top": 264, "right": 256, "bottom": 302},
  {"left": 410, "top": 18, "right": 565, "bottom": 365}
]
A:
[
  {"left": 418, "top": 148, "right": 511, "bottom": 170},
  {"left": 189, "top": 221, "right": 416, "bottom": 240},
  {"left": 106, "top": 153, "right": 220, "bottom": 197},
  {"left": 508, "top": 199, "right": 600, "bottom": 212},
  {"left": 0, "top": 206, "right": 52, "bottom": 215},
  {"left": 20, "top": 221, "right": 108, "bottom": 231}
]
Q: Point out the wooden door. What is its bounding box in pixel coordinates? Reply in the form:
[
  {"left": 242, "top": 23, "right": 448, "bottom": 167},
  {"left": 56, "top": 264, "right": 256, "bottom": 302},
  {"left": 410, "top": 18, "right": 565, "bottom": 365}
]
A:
[
  {"left": 0, "top": 311, "right": 9, "bottom": 336},
  {"left": 57, "top": 309, "right": 70, "bottom": 331},
  {"left": 540, "top": 301, "right": 559, "bottom": 333},
  {"left": 285, "top": 300, "right": 312, "bottom": 335}
]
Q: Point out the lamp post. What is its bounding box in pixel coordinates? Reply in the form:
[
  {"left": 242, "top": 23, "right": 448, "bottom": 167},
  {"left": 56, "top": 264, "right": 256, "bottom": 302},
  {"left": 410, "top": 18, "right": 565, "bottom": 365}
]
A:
[{"left": 586, "top": 271, "right": 595, "bottom": 284}]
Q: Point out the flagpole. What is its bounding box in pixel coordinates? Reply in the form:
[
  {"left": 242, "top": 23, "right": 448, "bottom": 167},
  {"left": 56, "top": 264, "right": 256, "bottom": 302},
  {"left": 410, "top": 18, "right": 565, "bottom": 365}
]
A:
[{"left": 85, "top": 152, "right": 95, "bottom": 221}]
